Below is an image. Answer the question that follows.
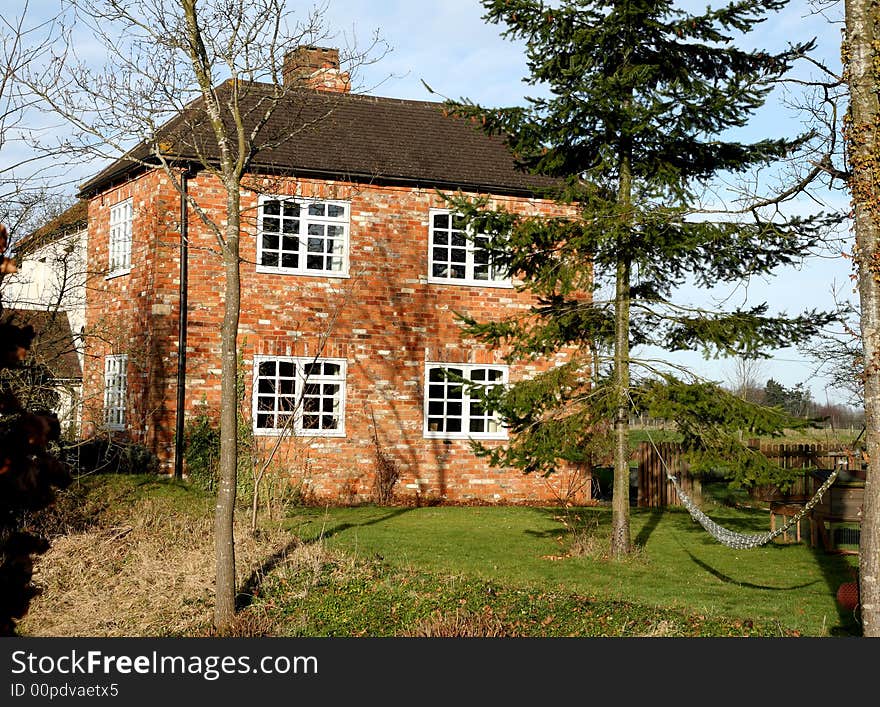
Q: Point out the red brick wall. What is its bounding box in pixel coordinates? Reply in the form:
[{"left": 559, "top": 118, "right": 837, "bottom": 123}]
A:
[{"left": 83, "top": 171, "right": 592, "bottom": 504}]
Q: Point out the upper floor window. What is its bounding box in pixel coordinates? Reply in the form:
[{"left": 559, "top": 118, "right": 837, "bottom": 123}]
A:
[
  {"left": 423, "top": 363, "right": 508, "bottom": 440},
  {"left": 257, "top": 198, "right": 349, "bottom": 277},
  {"left": 104, "top": 354, "right": 128, "bottom": 430},
  {"left": 252, "top": 356, "right": 347, "bottom": 437},
  {"left": 108, "top": 199, "right": 132, "bottom": 277},
  {"left": 428, "top": 209, "right": 510, "bottom": 287}
]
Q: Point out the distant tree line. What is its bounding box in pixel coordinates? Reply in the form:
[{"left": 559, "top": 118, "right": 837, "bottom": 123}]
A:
[{"left": 733, "top": 378, "right": 864, "bottom": 430}]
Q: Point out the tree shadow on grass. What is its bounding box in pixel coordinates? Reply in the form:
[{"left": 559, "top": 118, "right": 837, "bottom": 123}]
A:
[
  {"left": 292, "top": 506, "right": 414, "bottom": 543},
  {"left": 634, "top": 508, "right": 664, "bottom": 547},
  {"left": 237, "top": 507, "right": 413, "bottom": 609}
]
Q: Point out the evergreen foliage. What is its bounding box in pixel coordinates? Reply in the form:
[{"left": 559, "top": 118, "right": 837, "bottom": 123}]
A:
[
  {"left": 763, "top": 378, "right": 815, "bottom": 417},
  {"left": 447, "top": 0, "right": 836, "bottom": 551}
]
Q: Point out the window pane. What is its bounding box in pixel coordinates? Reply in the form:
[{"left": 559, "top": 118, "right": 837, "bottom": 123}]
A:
[
  {"left": 263, "top": 217, "right": 280, "bottom": 232},
  {"left": 258, "top": 378, "right": 275, "bottom": 393},
  {"left": 433, "top": 213, "right": 449, "bottom": 229},
  {"left": 261, "top": 252, "right": 278, "bottom": 267},
  {"left": 428, "top": 384, "right": 445, "bottom": 399},
  {"left": 282, "top": 219, "right": 299, "bottom": 234},
  {"left": 282, "top": 202, "right": 300, "bottom": 217},
  {"left": 258, "top": 361, "right": 276, "bottom": 377},
  {"left": 470, "top": 418, "right": 486, "bottom": 433},
  {"left": 278, "top": 361, "right": 295, "bottom": 377},
  {"left": 262, "top": 234, "right": 279, "bottom": 250},
  {"left": 308, "top": 203, "right": 325, "bottom": 216},
  {"left": 281, "top": 253, "right": 298, "bottom": 268},
  {"left": 328, "top": 204, "right": 345, "bottom": 218},
  {"left": 263, "top": 200, "right": 280, "bottom": 216}
]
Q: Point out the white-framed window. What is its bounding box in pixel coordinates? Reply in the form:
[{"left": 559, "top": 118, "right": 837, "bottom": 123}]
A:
[
  {"left": 256, "top": 197, "right": 349, "bottom": 277},
  {"left": 252, "top": 356, "right": 347, "bottom": 436},
  {"left": 108, "top": 199, "right": 133, "bottom": 277},
  {"left": 104, "top": 354, "right": 128, "bottom": 430},
  {"left": 423, "top": 362, "right": 508, "bottom": 439},
  {"left": 427, "top": 209, "right": 510, "bottom": 287}
]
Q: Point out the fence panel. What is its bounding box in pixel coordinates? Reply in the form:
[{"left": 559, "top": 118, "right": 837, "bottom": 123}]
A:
[
  {"left": 636, "top": 442, "right": 701, "bottom": 508},
  {"left": 636, "top": 441, "right": 852, "bottom": 508}
]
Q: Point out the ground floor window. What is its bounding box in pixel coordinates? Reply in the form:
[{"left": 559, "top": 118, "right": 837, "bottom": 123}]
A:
[
  {"left": 423, "top": 363, "right": 507, "bottom": 439},
  {"left": 103, "top": 354, "right": 128, "bottom": 430},
  {"left": 252, "top": 356, "right": 346, "bottom": 436}
]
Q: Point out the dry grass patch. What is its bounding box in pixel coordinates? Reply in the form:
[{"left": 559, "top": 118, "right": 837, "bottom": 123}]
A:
[{"left": 17, "top": 494, "right": 296, "bottom": 637}]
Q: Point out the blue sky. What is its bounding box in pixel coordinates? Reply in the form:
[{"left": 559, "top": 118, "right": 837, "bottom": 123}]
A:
[{"left": 6, "top": 0, "right": 858, "bottom": 405}]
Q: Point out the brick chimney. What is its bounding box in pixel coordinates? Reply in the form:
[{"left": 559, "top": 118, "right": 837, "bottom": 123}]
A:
[{"left": 282, "top": 46, "right": 350, "bottom": 93}]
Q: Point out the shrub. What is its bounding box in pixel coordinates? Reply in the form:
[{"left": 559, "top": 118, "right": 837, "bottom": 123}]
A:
[
  {"left": 64, "top": 437, "right": 159, "bottom": 476},
  {"left": 182, "top": 415, "right": 220, "bottom": 493}
]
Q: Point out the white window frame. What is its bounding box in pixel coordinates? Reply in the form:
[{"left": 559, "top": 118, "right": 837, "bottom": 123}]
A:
[
  {"left": 256, "top": 196, "right": 350, "bottom": 278},
  {"left": 427, "top": 208, "right": 511, "bottom": 288},
  {"left": 252, "top": 355, "right": 347, "bottom": 437},
  {"left": 423, "top": 362, "right": 508, "bottom": 440},
  {"left": 108, "top": 199, "right": 132, "bottom": 278},
  {"left": 103, "top": 354, "right": 128, "bottom": 431}
]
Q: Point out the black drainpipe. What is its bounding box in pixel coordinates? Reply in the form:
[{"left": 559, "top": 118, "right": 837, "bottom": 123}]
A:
[{"left": 173, "top": 168, "right": 191, "bottom": 479}]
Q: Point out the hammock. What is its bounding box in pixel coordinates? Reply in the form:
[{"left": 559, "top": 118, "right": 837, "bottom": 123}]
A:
[{"left": 666, "top": 467, "right": 839, "bottom": 549}]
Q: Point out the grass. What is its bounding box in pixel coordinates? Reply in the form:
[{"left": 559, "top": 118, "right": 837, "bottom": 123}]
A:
[
  {"left": 284, "top": 500, "right": 860, "bottom": 637},
  {"left": 17, "top": 473, "right": 862, "bottom": 637}
]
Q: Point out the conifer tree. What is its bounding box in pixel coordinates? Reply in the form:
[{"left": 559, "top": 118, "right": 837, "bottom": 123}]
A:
[{"left": 449, "top": 0, "right": 835, "bottom": 556}]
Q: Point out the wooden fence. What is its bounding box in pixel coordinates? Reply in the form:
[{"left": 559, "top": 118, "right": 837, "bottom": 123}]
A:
[
  {"left": 746, "top": 441, "right": 855, "bottom": 501},
  {"left": 635, "top": 441, "right": 856, "bottom": 508},
  {"left": 636, "top": 442, "right": 701, "bottom": 508}
]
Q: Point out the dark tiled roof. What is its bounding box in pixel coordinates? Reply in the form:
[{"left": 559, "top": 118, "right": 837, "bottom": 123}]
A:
[
  {"left": 15, "top": 201, "right": 88, "bottom": 255},
  {"left": 0, "top": 309, "right": 82, "bottom": 380},
  {"left": 78, "top": 85, "right": 558, "bottom": 197}
]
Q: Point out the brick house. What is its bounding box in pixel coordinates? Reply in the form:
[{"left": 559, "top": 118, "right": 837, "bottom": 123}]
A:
[{"left": 77, "top": 47, "right": 589, "bottom": 504}]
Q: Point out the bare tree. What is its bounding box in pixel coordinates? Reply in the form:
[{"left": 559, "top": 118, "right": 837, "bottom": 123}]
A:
[
  {"left": 726, "top": 356, "right": 767, "bottom": 404},
  {"left": 843, "top": 0, "right": 880, "bottom": 636},
  {"left": 21, "top": 0, "right": 384, "bottom": 630}
]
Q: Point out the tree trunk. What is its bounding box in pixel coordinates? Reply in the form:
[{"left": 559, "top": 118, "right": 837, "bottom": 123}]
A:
[
  {"left": 611, "top": 251, "right": 633, "bottom": 557},
  {"left": 845, "top": 0, "right": 880, "bottom": 636},
  {"left": 611, "top": 132, "right": 634, "bottom": 558},
  {"left": 214, "top": 187, "right": 242, "bottom": 631}
]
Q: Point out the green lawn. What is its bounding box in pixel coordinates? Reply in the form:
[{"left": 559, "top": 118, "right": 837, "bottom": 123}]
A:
[
  {"left": 26, "top": 473, "right": 861, "bottom": 637},
  {"left": 284, "top": 502, "right": 861, "bottom": 637}
]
